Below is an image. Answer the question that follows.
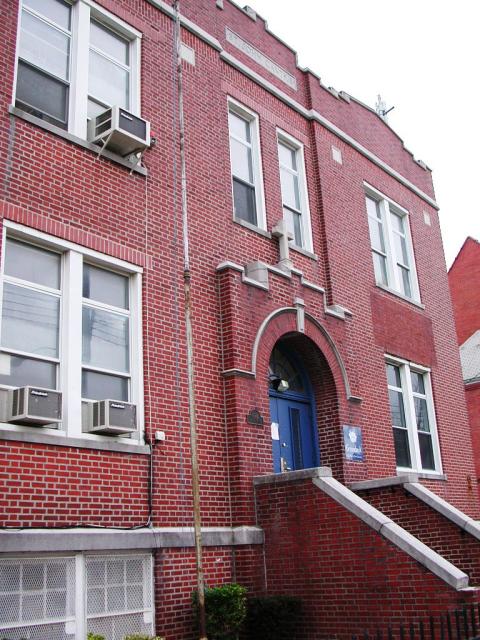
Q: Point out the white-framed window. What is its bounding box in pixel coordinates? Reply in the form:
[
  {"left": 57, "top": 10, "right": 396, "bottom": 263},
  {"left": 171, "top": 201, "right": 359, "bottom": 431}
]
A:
[
  {"left": 365, "top": 184, "right": 420, "bottom": 302},
  {"left": 277, "top": 130, "right": 313, "bottom": 251},
  {"left": 0, "top": 553, "right": 154, "bottom": 640},
  {"left": 386, "top": 357, "right": 442, "bottom": 473},
  {"left": 0, "top": 222, "right": 143, "bottom": 440},
  {"left": 14, "top": 0, "right": 141, "bottom": 137},
  {"left": 228, "top": 99, "right": 266, "bottom": 229}
]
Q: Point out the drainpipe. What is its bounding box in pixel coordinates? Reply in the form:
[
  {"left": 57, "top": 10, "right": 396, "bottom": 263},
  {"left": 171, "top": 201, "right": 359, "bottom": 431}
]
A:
[{"left": 173, "top": 2, "right": 207, "bottom": 639}]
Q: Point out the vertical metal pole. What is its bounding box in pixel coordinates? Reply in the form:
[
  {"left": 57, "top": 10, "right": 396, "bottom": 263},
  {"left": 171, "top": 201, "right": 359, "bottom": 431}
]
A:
[{"left": 173, "top": 2, "right": 207, "bottom": 638}]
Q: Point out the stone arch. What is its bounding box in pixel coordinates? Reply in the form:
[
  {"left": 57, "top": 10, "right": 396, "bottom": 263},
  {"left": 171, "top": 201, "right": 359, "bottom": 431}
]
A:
[
  {"left": 253, "top": 308, "right": 352, "bottom": 479},
  {"left": 251, "top": 307, "right": 353, "bottom": 403}
]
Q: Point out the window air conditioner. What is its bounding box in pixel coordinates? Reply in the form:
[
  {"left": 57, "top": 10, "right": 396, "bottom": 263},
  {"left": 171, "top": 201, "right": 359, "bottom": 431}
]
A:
[
  {"left": 7, "top": 386, "right": 62, "bottom": 426},
  {"left": 84, "top": 400, "right": 137, "bottom": 436},
  {"left": 87, "top": 106, "right": 151, "bottom": 157}
]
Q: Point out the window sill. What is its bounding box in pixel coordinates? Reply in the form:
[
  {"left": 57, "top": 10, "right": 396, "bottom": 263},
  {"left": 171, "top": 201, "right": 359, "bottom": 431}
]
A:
[
  {"left": 9, "top": 106, "right": 148, "bottom": 176},
  {"left": 396, "top": 468, "right": 446, "bottom": 481},
  {"left": 375, "top": 282, "right": 425, "bottom": 309},
  {"left": 233, "top": 217, "right": 272, "bottom": 239},
  {"left": 289, "top": 243, "right": 318, "bottom": 261},
  {"left": 0, "top": 425, "right": 150, "bottom": 455}
]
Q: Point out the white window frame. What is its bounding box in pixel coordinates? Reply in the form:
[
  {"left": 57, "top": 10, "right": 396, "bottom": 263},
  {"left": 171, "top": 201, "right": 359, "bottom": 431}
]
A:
[
  {"left": 0, "top": 221, "right": 144, "bottom": 443},
  {"left": 364, "top": 183, "right": 420, "bottom": 303},
  {"left": 0, "top": 552, "right": 154, "bottom": 640},
  {"left": 227, "top": 97, "right": 266, "bottom": 231},
  {"left": 13, "top": 0, "right": 142, "bottom": 139},
  {"left": 277, "top": 129, "right": 313, "bottom": 252},
  {"left": 386, "top": 355, "right": 442, "bottom": 474}
]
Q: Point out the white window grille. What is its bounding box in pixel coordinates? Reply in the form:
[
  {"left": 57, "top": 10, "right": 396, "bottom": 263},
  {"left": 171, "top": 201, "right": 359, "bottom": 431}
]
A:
[
  {"left": 0, "top": 554, "right": 153, "bottom": 640},
  {"left": 0, "top": 557, "right": 76, "bottom": 640}
]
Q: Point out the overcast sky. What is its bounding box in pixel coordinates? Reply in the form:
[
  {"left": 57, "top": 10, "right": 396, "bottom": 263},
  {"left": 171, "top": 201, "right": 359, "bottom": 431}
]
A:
[{"left": 247, "top": 0, "right": 479, "bottom": 268}]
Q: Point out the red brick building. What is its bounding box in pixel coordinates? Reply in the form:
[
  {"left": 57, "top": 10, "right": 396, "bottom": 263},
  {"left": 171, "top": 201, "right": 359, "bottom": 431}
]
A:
[
  {"left": 449, "top": 237, "right": 480, "bottom": 499},
  {"left": 0, "top": 1, "right": 479, "bottom": 639}
]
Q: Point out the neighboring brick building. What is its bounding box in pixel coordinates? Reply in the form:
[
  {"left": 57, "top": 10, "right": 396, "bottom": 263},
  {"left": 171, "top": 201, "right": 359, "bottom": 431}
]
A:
[
  {"left": 0, "top": 1, "right": 479, "bottom": 639},
  {"left": 449, "top": 237, "right": 480, "bottom": 497}
]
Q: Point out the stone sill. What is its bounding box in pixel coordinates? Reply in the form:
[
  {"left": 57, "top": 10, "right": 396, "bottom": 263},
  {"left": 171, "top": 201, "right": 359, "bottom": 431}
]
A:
[
  {"left": 9, "top": 106, "right": 148, "bottom": 176},
  {"left": 0, "top": 426, "right": 150, "bottom": 455}
]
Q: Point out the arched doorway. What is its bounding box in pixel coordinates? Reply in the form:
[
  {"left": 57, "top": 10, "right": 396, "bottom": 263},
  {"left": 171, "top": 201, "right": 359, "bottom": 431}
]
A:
[{"left": 269, "top": 343, "right": 320, "bottom": 472}]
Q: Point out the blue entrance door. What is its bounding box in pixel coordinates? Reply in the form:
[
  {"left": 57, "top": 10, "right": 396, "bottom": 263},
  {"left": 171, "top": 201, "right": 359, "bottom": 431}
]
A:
[{"left": 270, "top": 395, "right": 317, "bottom": 473}]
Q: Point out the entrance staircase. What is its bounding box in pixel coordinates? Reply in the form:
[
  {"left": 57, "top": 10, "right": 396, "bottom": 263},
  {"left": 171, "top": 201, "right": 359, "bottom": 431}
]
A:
[{"left": 253, "top": 468, "right": 480, "bottom": 640}]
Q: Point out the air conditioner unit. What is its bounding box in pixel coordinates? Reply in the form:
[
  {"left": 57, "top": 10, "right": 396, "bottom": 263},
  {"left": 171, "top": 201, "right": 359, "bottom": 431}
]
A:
[
  {"left": 7, "top": 386, "right": 62, "bottom": 426},
  {"left": 87, "top": 106, "right": 151, "bottom": 157},
  {"left": 84, "top": 400, "right": 137, "bottom": 436}
]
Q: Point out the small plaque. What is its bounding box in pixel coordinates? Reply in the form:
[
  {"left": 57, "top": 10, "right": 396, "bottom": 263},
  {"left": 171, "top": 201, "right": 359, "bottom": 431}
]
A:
[
  {"left": 246, "top": 408, "right": 264, "bottom": 426},
  {"left": 343, "top": 425, "right": 364, "bottom": 462},
  {"left": 271, "top": 422, "right": 279, "bottom": 440}
]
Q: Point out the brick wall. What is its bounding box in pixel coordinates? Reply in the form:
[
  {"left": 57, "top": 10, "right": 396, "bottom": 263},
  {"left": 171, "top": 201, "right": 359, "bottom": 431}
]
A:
[
  {"left": 255, "top": 477, "right": 480, "bottom": 640},
  {"left": 448, "top": 238, "right": 480, "bottom": 345},
  {"left": 0, "top": 0, "right": 478, "bottom": 634},
  {"left": 357, "top": 485, "right": 480, "bottom": 584}
]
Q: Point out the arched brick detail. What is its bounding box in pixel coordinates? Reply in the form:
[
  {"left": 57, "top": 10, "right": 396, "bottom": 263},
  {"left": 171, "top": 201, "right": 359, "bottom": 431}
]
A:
[{"left": 252, "top": 307, "right": 352, "bottom": 404}]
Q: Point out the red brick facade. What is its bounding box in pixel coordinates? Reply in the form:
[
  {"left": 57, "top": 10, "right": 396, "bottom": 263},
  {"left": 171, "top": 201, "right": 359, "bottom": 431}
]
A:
[
  {"left": 0, "top": 1, "right": 478, "bottom": 638},
  {"left": 449, "top": 238, "right": 480, "bottom": 498}
]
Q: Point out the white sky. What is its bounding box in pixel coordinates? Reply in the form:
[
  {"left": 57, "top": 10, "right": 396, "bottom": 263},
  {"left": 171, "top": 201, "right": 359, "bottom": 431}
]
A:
[{"left": 247, "top": 0, "right": 479, "bottom": 268}]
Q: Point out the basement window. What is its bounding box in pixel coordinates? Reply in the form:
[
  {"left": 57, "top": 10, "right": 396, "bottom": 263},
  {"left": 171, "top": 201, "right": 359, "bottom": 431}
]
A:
[{"left": 0, "top": 553, "right": 154, "bottom": 640}]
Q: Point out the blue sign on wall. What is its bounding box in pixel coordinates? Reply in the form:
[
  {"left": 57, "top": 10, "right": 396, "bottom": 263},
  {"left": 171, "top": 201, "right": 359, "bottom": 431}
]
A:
[{"left": 343, "top": 425, "right": 364, "bottom": 462}]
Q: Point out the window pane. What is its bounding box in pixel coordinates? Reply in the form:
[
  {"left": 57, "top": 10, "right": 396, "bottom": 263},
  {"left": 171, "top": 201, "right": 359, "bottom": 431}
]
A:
[
  {"left": 373, "top": 252, "right": 388, "bottom": 286},
  {"left": 393, "top": 426, "right": 412, "bottom": 468},
  {"left": 284, "top": 206, "right": 302, "bottom": 247},
  {"left": 82, "top": 370, "right": 128, "bottom": 401},
  {"left": 89, "top": 50, "right": 129, "bottom": 109},
  {"left": 88, "top": 98, "right": 109, "bottom": 120},
  {"left": 90, "top": 20, "right": 129, "bottom": 65},
  {"left": 280, "top": 167, "right": 300, "bottom": 210},
  {"left": 419, "top": 432, "right": 435, "bottom": 470},
  {"left": 16, "top": 61, "right": 69, "bottom": 128},
  {"left": 230, "top": 138, "right": 253, "bottom": 183},
  {"left": 0, "top": 353, "right": 56, "bottom": 389},
  {"left": 24, "top": 0, "right": 71, "bottom": 30},
  {"left": 366, "top": 196, "right": 381, "bottom": 220},
  {"left": 393, "top": 232, "right": 409, "bottom": 266},
  {"left": 399, "top": 265, "right": 412, "bottom": 298},
  {"left": 20, "top": 10, "right": 70, "bottom": 81},
  {"left": 368, "top": 215, "right": 385, "bottom": 253},
  {"left": 5, "top": 239, "right": 60, "bottom": 289},
  {"left": 411, "top": 372, "right": 425, "bottom": 394},
  {"left": 391, "top": 211, "right": 405, "bottom": 234},
  {"left": 83, "top": 265, "right": 129, "bottom": 309},
  {"left": 387, "top": 364, "right": 401, "bottom": 387},
  {"left": 82, "top": 307, "right": 129, "bottom": 373},
  {"left": 228, "top": 111, "right": 250, "bottom": 142},
  {"left": 414, "top": 396, "right": 430, "bottom": 432},
  {"left": 23, "top": 564, "right": 44, "bottom": 591},
  {"left": 1, "top": 283, "right": 59, "bottom": 358},
  {"left": 232, "top": 178, "right": 257, "bottom": 225},
  {"left": 278, "top": 142, "right": 297, "bottom": 170},
  {"left": 388, "top": 389, "right": 406, "bottom": 428}
]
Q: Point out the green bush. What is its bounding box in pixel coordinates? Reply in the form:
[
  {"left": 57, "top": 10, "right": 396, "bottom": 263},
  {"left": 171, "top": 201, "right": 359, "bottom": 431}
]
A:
[
  {"left": 246, "top": 595, "right": 302, "bottom": 640},
  {"left": 192, "top": 583, "right": 247, "bottom": 640},
  {"left": 87, "top": 633, "right": 105, "bottom": 640}
]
